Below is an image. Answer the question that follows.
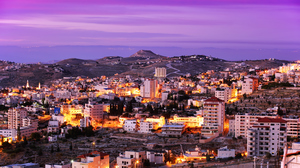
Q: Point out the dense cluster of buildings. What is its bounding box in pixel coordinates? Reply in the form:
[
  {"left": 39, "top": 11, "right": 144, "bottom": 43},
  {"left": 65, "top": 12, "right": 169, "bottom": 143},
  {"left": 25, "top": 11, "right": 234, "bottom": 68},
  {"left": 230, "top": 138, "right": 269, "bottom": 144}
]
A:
[{"left": 0, "top": 61, "right": 300, "bottom": 167}]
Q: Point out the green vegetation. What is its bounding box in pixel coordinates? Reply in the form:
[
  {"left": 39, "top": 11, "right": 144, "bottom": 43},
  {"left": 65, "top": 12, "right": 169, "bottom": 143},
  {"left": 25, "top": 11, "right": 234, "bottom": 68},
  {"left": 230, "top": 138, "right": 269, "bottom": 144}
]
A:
[{"left": 262, "top": 82, "right": 293, "bottom": 89}]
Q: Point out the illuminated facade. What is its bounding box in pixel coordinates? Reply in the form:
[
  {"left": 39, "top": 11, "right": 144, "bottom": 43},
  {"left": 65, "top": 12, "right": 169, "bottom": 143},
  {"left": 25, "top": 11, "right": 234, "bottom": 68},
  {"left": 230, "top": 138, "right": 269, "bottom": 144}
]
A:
[
  {"left": 155, "top": 67, "right": 166, "bottom": 78},
  {"left": 73, "top": 151, "right": 110, "bottom": 168},
  {"left": 201, "top": 97, "right": 225, "bottom": 136},
  {"left": 145, "top": 116, "right": 165, "bottom": 128},
  {"left": 169, "top": 114, "right": 203, "bottom": 128},
  {"left": 8, "top": 107, "right": 28, "bottom": 129}
]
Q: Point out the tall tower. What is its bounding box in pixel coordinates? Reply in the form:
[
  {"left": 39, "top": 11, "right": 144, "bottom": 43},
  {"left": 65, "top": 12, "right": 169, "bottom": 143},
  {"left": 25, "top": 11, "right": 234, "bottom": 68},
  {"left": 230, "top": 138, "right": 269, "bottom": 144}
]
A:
[
  {"left": 38, "top": 82, "right": 41, "bottom": 90},
  {"left": 26, "top": 80, "right": 30, "bottom": 88},
  {"left": 155, "top": 67, "right": 166, "bottom": 78}
]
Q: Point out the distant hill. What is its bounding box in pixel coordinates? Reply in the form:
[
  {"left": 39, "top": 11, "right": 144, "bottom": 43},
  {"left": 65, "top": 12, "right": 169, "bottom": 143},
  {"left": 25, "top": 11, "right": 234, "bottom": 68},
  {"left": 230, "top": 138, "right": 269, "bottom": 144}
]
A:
[
  {"left": 0, "top": 50, "right": 293, "bottom": 87},
  {"left": 129, "top": 50, "right": 166, "bottom": 59},
  {"left": 57, "top": 58, "right": 97, "bottom": 65}
]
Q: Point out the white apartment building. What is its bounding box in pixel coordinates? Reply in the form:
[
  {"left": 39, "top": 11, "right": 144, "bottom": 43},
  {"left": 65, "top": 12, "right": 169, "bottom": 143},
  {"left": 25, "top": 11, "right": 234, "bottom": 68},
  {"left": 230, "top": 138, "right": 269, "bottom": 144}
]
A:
[
  {"left": 235, "top": 113, "right": 277, "bottom": 138},
  {"left": 72, "top": 151, "right": 109, "bottom": 168},
  {"left": 139, "top": 121, "right": 158, "bottom": 134},
  {"left": 215, "top": 88, "right": 231, "bottom": 103},
  {"left": 169, "top": 114, "right": 203, "bottom": 128},
  {"left": 0, "top": 129, "right": 17, "bottom": 139},
  {"left": 84, "top": 103, "right": 104, "bottom": 121},
  {"left": 216, "top": 146, "right": 235, "bottom": 159},
  {"left": 161, "top": 124, "right": 185, "bottom": 137},
  {"left": 146, "top": 151, "right": 165, "bottom": 164},
  {"left": 123, "top": 120, "right": 137, "bottom": 132},
  {"left": 247, "top": 118, "right": 287, "bottom": 157},
  {"left": 235, "top": 113, "right": 300, "bottom": 139},
  {"left": 241, "top": 77, "right": 258, "bottom": 95},
  {"left": 155, "top": 67, "right": 166, "bottom": 78},
  {"left": 140, "top": 79, "right": 157, "bottom": 98},
  {"left": 117, "top": 151, "right": 146, "bottom": 168},
  {"left": 48, "top": 120, "right": 60, "bottom": 133},
  {"left": 201, "top": 97, "right": 225, "bottom": 136},
  {"left": 228, "top": 119, "right": 235, "bottom": 137},
  {"left": 8, "top": 107, "right": 28, "bottom": 129},
  {"left": 80, "top": 117, "right": 91, "bottom": 128}
]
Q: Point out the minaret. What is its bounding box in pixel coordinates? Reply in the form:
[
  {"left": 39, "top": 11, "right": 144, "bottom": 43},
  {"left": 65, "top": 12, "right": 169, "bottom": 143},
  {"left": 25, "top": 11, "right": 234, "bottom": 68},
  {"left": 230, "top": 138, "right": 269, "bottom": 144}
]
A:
[
  {"left": 38, "top": 82, "right": 41, "bottom": 90},
  {"left": 26, "top": 80, "right": 30, "bottom": 88}
]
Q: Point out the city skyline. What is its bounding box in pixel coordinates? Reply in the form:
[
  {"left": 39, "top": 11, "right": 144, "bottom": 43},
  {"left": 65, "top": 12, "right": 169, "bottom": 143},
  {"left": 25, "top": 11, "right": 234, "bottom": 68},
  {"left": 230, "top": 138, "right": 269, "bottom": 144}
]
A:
[{"left": 0, "top": 0, "right": 299, "bottom": 62}]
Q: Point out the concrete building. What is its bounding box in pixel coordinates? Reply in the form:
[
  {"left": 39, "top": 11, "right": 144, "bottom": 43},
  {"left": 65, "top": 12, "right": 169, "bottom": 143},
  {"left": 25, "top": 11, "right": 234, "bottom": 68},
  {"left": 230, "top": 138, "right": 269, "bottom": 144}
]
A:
[
  {"left": 155, "top": 67, "right": 166, "bottom": 78},
  {"left": 0, "top": 129, "right": 17, "bottom": 139},
  {"left": 117, "top": 151, "right": 146, "bottom": 168},
  {"left": 234, "top": 113, "right": 277, "bottom": 138},
  {"left": 216, "top": 146, "right": 235, "bottom": 159},
  {"left": 146, "top": 151, "right": 164, "bottom": 164},
  {"left": 215, "top": 88, "right": 231, "bottom": 103},
  {"left": 48, "top": 120, "right": 60, "bottom": 133},
  {"left": 161, "top": 124, "right": 185, "bottom": 137},
  {"left": 201, "top": 97, "right": 225, "bottom": 136},
  {"left": 247, "top": 117, "right": 287, "bottom": 157},
  {"left": 123, "top": 120, "right": 137, "bottom": 132},
  {"left": 241, "top": 77, "right": 259, "bottom": 95},
  {"left": 169, "top": 114, "right": 203, "bottom": 128},
  {"left": 72, "top": 151, "right": 109, "bottom": 168},
  {"left": 84, "top": 103, "right": 104, "bottom": 121},
  {"left": 228, "top": 119, "right": 235, "bottom": 137},
  {"left": 140, "top": 79, "right": 157, "bottom": 98},
  {"left": 139, "top": 121, "right": 158, "bottom": 134},
  {"left": 8, "top": 107, "right": 28, "bottom": 129},
  {"left": 80, "top": 117, "right": 91, "bottom": 128}
]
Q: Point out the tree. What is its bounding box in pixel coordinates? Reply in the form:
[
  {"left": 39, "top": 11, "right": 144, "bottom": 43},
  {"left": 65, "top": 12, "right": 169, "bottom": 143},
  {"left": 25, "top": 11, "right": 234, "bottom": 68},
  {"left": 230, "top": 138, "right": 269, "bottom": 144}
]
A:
[
  {"left": 265, "top": 152, "right": 271, "bottom": 159},
  {"left": 50, "top": 145, "right": 54, "bottom": 153},
  {"left": 56, "top": 143, "right": 60, "bottom": 152},
  {"left": 30, "top": 132, "right": 41, "bottom": 141},
  {"left": 143, "top": 159, "right": 150, "bottom": 167},
  {"left": 17, "top": 126, "right": 21, "bottom": 141},
  {"left": 38, "top": 148, "right": 43, "bottom": 156},
  {"left": 206, "top": 153, "right": 211, "bottom": 161},
  {"left": 69, "top": 142, "right": 73, "bottom": 151},
  {"left": 277, "top": 106, "right": 283, "bottom": 116}
]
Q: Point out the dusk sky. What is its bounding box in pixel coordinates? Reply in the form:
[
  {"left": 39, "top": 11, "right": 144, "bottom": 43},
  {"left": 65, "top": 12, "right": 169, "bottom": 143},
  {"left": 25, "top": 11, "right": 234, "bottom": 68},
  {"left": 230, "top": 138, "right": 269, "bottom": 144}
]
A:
[{"left": 0, "top": 0, "right": 299, "bottom": 62}]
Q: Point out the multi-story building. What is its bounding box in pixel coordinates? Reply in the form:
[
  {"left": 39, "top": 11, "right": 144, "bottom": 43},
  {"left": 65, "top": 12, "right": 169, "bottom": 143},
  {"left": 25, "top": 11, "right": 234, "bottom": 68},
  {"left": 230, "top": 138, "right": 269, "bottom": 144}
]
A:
[
  {"left": 161, "top": 124, "right": 185, "bottom": 137},
  {"left": 169, "top": 114, "right": 203, "bottom": 128},
  {"left": 155, "top": 67, "right": 167, "bottom": 78},
  {"left": 0, "top": 129, "right": 17, "bottom": 139},
  {"left": 84, "top": 103, "right": 104, "bottom": 121},
  {"left": 8, "top": 107, "right": 28, "bottom": 129},
  {"left": 235, "top": 113, "right": 300, "bottom": 138},
  {"left": 201, "top": 97, "right": 225, "bottom": 136},
  {"left": 241, "top": 77, "right": 259, "bottom": 95},
  {"left": 235, "top": 113, "right": 277, "bottom": 138},
  {"left": 140, "top": 79, "right": 157, "bottom": 98},
  {"left": 145, "top": 116, "right": 165, "bottom": 128},
  {"left": 72, "top": 151, "right": 109, "bottom": 168},
  {"left": 117, "top": 151, "right": 146, "bottom": 168},
  {"left": 123, "top": 120, "right": 137, "bottom": 132},
  {"left": 139, "top": 121, "right": 158, "bottom": 134},
  {"left": 247, "top": 118, "right": 287, "bottom": 157},
  {"left": 215, "top": 88, "right": 231, "bottom": 103},
  {"left": 228, "top": 119, "right": 235, "bottom": 137},
  {"left": 48, "top": 120, "right": 60, "bottom": 133}
]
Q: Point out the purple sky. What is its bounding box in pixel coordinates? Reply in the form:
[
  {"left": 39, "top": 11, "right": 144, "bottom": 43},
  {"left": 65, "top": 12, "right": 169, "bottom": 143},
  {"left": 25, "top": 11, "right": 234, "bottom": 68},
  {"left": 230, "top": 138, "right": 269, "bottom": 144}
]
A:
[{"left": 0, "top": 0, "right": 299, "bottom": 62}]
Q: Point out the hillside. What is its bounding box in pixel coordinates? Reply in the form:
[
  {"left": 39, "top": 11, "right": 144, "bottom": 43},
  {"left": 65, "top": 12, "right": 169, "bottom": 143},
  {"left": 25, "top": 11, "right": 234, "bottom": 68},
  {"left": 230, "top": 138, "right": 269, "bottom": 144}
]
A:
[{"left": 0, "top": 50, "right": 293, "bottom": 87}]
